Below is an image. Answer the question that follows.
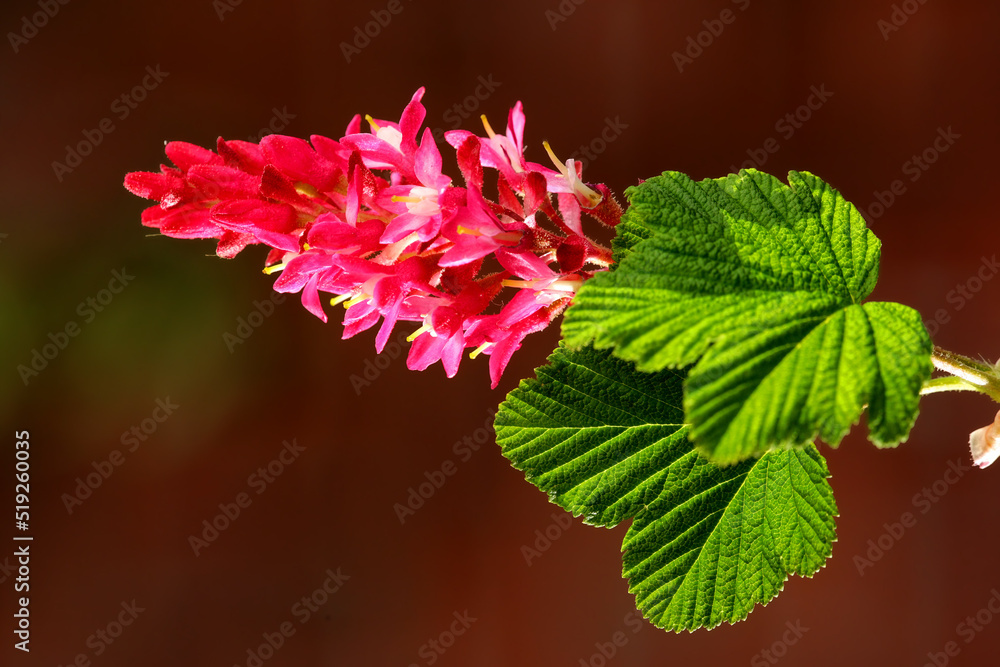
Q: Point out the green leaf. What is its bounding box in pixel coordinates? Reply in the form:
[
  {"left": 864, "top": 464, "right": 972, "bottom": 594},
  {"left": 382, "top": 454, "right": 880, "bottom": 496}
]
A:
[
  {"left": 562, "top": 169, "right": 932, "bottom": 462},
  {"left": 495, "top": 345, "right": 838, "bottom": 631}
]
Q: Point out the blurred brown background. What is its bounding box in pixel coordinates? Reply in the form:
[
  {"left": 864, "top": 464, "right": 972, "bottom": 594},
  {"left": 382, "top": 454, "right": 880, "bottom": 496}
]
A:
[{"left": 3, "top": 0, "right": 1000, "bottom": 665}]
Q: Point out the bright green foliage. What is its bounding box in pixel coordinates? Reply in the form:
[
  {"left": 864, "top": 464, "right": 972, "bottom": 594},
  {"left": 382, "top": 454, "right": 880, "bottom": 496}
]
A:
[
  {"left": 563, "top": 169, "right": 932, "bottom": 462},
  {"left": 495, "top": 345, "right": 837, "bottom": 631}
]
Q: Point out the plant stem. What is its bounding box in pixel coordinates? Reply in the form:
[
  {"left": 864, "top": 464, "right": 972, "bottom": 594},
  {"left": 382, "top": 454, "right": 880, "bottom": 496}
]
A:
[
  {"left": 926, "top": 346, "right": 1000, "bottom": 401},
  {"left": 920, "top": 375, "right": 983, "bottom": 396}
]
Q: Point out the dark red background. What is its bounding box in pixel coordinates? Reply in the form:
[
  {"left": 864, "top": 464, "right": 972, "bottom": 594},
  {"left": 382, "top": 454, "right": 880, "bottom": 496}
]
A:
[{"left": 4, "top": 1, "right": 1000, "bottom": 665}]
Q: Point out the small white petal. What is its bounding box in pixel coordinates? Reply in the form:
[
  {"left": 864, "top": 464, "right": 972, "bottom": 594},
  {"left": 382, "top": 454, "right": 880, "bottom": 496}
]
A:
[
  {"left": 376, "top": 126, "right": 404, "bottom": 152},
  {"left": 969, "top": 410, "right": 1000, "bottom": 469}
]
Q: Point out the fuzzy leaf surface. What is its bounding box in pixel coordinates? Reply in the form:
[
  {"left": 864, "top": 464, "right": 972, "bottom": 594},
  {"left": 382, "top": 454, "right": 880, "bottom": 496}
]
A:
[
  {"left": 495, "top": 345, "right": 837, "bottom": 630},
  {"left": 563, "top": 170, "right": 932, "bottom": 462}
]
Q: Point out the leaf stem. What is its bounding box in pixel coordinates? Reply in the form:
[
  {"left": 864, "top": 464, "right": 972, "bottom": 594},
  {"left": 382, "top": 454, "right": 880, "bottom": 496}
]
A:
[
  {"left": 920, "top": 375, "right": 983, "bottom": 396},
  {"left": 927, "top": 346, "right": 1000, "bottom": 401}
]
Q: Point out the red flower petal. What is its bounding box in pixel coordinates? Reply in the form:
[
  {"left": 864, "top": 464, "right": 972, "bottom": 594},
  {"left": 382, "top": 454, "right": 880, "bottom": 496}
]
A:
[
  {"left": 165, "top": 141, "right": 222, "bottom": 172},
  {"left": 187, "top": 164, "right": 259, "bottom": 200},
  {"left": 259, "top": 164, "right": 313, "bottom": 209},
  {"left": 216, "top": 138, "right": 266, "bottom": 175},
  {"left": 216, "top": 230, "right": 255, "bottom": 258},
  {"left": 455, "top": 136, "right": 483, "bottom": 192},
  {"left": 123, "top": 171, "right": 182, "bottom": 201},
  {"left": 398, "top": 87, "right": 427, "bottom": 157},
  {"left": 300, "top": 274, "right": 327, "bottom": 322},
  {"left": 261, "top": 134, "right": 344, "bottom": 192},
  {"left": 144, "top": 205, "right": 219, "bottom": 239},
  {"left": 211, "top": 199, "right": 298, "bottom": 234}
]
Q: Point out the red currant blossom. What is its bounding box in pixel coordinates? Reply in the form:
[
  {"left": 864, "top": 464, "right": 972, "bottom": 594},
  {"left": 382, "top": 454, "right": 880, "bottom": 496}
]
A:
[{"left": 124, "top": 89, "right": 620, "bottom": 386}]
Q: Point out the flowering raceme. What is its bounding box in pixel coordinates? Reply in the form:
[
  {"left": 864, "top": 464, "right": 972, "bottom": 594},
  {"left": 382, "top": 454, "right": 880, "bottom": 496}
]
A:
[{"left": 124, "top": 88, "right": 621, "bottom": 386}]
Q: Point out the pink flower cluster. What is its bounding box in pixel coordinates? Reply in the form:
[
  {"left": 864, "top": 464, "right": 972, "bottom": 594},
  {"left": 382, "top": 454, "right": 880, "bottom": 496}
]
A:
[{"left": 124, "top": 88, "right": 620, "bottom": 387}]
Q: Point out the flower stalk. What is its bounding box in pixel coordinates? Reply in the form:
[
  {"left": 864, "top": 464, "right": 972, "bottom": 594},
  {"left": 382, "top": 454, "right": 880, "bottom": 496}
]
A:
[
  {"left": 925, "top": 346, "right": 1000, "bottom": 401},
  {"left": 922, "top": 346, "right": 1000, "bottom": 468}
]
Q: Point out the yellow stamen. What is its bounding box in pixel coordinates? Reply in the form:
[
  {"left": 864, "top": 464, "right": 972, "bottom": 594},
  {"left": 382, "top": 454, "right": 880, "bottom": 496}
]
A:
[
  {"left": 567, "top": 158, "right": 603, "bottom": 207},
  {"left": 481, "top": 114, "right": 497, "bottom": 139},
  {"left": 330, "top": 294, "right": 352, "bottom": 307},
  {"left": 262, "top": 263, "right": 286, "bottom": 275},
  {"left": 344, "top": 294, "right": 369, "bottom": 308},
  {"left": 295, "top": 182, "right": 319, "bottom": 198},
  {"left": 502, "top": 279, "right": 533, "bottom": 289},
  {"left": 365, "top": 114, "right": 380, "bottom": 132},
  {"left": 391, "top": 195, "right": 422, "bottom": 204},
  {"left": 456, "top": 225, "right": 480, "bottom": 236},
  {"left": 542, "top": 141, "right": 569, "bottom": 177},
  {"left": 469, "top": 342, "right": 492, "bottom": 359},
  {"left": 302, "top": 243, "right": 311, "bottom": 251},
  {"left": 407, "top": 323, "right": 433, "bottom": 342},
  {"left": 543, "top": 142, "right": 602, "bottom": 207}
]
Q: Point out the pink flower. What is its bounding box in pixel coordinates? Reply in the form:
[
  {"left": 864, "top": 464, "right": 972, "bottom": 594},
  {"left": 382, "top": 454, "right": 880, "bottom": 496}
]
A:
[
  {"left": 439, "top": 186, "right": 526, "bottom": 267},
  {"left": 465, "top": 293, "right": 569, "bottom": 389},
  {"left": 125, "top": 89, "right": 621, "bottom": 386},
  {"left": 446, "top": 102, "right": 565, "bottom": 195},
  {"left": 340, "top": 87, "right": 427, "bottom": 182},
  {"left": 377, "top": 128, "right": 453, "bottom": 243}
]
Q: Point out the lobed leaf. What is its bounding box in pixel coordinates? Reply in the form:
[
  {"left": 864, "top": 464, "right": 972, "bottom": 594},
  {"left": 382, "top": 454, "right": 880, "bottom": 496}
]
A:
[
  {"left": 562, "top": 169, "right": 932, "bottom": 462},
  {"left": 496, "top": 345, "right": 838, "bottom": 631}
]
